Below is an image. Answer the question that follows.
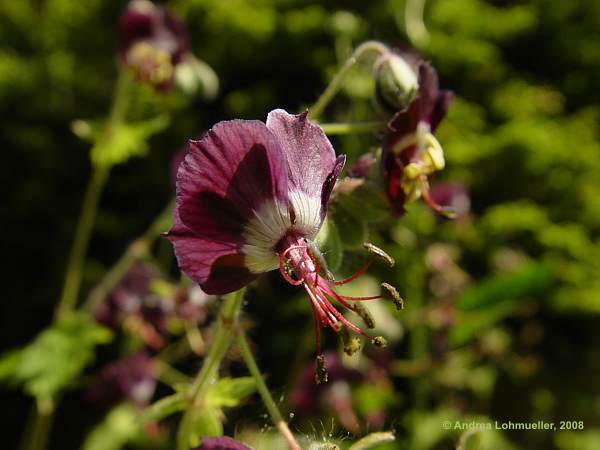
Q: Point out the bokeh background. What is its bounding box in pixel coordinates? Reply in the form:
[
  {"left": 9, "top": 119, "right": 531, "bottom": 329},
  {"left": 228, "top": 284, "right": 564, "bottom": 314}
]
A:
[{"left": 1, "top": 0, "right": 599, "bottom": 449}]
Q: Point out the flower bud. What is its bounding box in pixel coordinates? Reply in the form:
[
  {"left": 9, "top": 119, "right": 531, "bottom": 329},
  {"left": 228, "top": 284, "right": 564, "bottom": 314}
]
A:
[{"left": 374, "top": 51, "right": 418, "bottom": 112}]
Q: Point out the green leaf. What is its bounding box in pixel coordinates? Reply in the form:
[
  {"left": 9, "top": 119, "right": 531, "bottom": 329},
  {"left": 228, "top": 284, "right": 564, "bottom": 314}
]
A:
[
  {"left": 138, "top": 391, "right": 187, "bottom": 424},
  {"left": 336, "top": 183, "right": 390, "bottom": 224},
  {"left": 0, "top": 313, "right": 112, "bottom": 399},
  {"left": 315, "top": 217, "right": 343, "bottom": 272},
  {"left": 456, "top": 263, "right": 552, "bottom": 311},
  {"left": 189, "top": 407, "right": 223, "bottom": 447},
  {"left": 450, "top": 263, "right": 552, "bottom": 346},
  {"left": 90, "top": 115, "right": 170, "bottom": 167},
  {"left": 205, "top": 376, "right": 256, "bottom": 408},
  {"left": 83, "top": 404, "right": 139, "bottom": 450},
  {"left": 332, "top": 204, "right": 368, "bottom": 250}
]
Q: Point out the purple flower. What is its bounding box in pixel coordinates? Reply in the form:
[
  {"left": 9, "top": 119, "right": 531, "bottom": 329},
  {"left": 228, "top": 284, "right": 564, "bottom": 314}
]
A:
[
  {"left": 382, "top": 62, "right": 453, "bottom": 216},
  {"left": 95, "top": 263, "right": 157, "bottom": 328},
  {"left": 119, "top": 0, "right": 189, "bottom": 89},
  {"left": 174, "top": 284, "right": 214, "bottom": 323},
  {"left": 195, "top": 436, "right": 252, "bottom": 450},
  {"left": 87, "top": 352, "right": 156, "bottom": 408},
  {"left": 166, "top": 109, "right": 388, "bottom": 376},
  {"left": 94, "top": 263, "right": 168, "bottom": 349},
  {"left": 429, "top": 183, "right": 470, "bottom": 219}
]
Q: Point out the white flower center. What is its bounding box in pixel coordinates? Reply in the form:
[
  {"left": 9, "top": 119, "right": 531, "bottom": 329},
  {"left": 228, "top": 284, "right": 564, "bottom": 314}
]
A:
[{"left": 242, "top": 190, "right": 322, "bottom": 273}]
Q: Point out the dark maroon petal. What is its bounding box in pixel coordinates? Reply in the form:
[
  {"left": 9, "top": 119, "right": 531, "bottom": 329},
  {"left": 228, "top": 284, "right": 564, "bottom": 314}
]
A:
[
  {"left": 416, "top": 62, "right": 440, "bottom": 122},
  {"left": 266, "top": 109, "right": 337, "bottom": 199},
  {"left": 176, "top": 120, "right": 288, "bottom": 234},
  {"left": 386, "top": 96, "right": 421, "bottom": 147},
  {"left": 167, "top": 212, "right": 256, "bottom": 295},
  {"left": 430, "top": 89, "right": 453, "bottom": 132},
  {"left": 321, "top": 155, "right": 346, "bottom": 216},
  {"left": 119, "top": 7, "right": 154, "bottom": 48},
  {"left": 196, "top": 436, "right": 252, "bottom": 450}
]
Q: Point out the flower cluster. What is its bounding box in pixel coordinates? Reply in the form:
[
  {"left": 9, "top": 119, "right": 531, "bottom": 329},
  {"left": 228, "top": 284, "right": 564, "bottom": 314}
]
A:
[
  {"left": 119, "top": 0, "right": 189, "bottom": 89},
  {"left": 94, "top": 262, "right": 213, "bottom": 349}
]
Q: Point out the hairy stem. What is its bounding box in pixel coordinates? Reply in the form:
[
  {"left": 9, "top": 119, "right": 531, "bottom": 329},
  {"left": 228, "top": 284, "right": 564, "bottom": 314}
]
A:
[
  {"left": 177, "top": 289, "right": 245, "bottom": 450},
  {"left": 319, "top": 120, "right": 387, "bottom": 135},
  {"left": 235, "top": 329, "right": 300, "bottom": 450},
  {"left": 308, "top": 40, "right": 388, "bottom": 120},
  {"left": 83, "top": 199, "right": 174, "bottom": 313}
]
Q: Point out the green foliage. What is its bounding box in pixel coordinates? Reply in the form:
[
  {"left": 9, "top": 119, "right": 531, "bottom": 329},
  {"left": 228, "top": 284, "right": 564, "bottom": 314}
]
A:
[
  {"left": 0, "top": 313, "right": 111, "bottom": 400},
  {"left": 204, "top": 377, "right": 256, "bottom": 408},
  {"left": 82, "top": 404, "right": 140, "bottom": 450},
  {"left": 189, "top": 377, "right": 257, "bottom": 446},
  {"left": 89, "top": 115, "right": 170, "bottom": 168},
  {"left": 316, "top": 216, "right": 343, "bottom": 272},
  {"left": 139, "top": 391, "right": 187, "bottom": 424}
]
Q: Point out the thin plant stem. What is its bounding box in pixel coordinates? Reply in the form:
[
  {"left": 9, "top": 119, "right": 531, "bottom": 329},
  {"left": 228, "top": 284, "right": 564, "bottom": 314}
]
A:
[
  {"left": 55, "top": 70, "right": 134, "bottom": 320},
  {"left": 83, "top": 199, "right": 174, "bottom": 313},
  {"left": 235, "top": 330, "right": 301, "bottom": 450},
  {"left": 405, "top": 0, "right": 430, "bottom": 48},
  {"left": 318, "top": 120, "right": 387, "bottom": 136},
  {"left": 20, "top": 398, "right": 54, "bottom": 450},
  {"left": 55, "top": 166, "right": 109, "bottom": 319},
  {"left": 176, "top": 289, "right": 246, "bottom": 450},
  {"left": 308, "top": 40, "right": 388, "bottom": 120}
]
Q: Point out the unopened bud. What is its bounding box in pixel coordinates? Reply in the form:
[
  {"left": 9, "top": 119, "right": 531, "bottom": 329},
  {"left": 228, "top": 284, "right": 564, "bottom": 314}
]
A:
[
  {"left": 374, "top": 52, "right": 418, "bottom": 112},
  {"left": 363, "top": 242, "right": 395, "bottom": 267},
  {"left": 372, "top": 336, "right": 388, "bottom": 348},
  {"left": 381, "top": 282, "right": 404, "bottom": 311},
  {"left": 315, "top": 355, "right": 329, "bottom": 384}
]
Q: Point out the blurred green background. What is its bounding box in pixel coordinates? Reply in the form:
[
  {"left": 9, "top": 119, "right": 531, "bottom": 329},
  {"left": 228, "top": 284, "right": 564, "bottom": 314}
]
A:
[{"left": 1, "top": 0, "right": 599, "bottom": 449}]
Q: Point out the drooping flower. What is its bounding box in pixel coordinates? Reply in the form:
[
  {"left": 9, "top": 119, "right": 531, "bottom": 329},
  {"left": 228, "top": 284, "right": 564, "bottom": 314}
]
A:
[
  {"left": 87, "top": 352, "right": 156, "bottom": 408},
  {"left": 381, "top": 62, "right": 454, "bottom": 217},
  {"left": 119, "top": 0, "right": 189, "bottom": 90},
  {"left": 166, "top": 109, "right": 392, "bottom": 381}
]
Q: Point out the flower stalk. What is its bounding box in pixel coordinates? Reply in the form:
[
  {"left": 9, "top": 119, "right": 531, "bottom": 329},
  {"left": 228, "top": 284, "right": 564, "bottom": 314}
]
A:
[
  {"left": 55, "top": 70, "right": 135, "bottom": 320},
  {"left": 308, "top": 40, "right": 388, "bottom": 120},
  {"left": 235, "top": 329, "right": 301, "bottom": 450},
  {"left": 318, "top": 120, "right": 386, "bottom": 135},
  {"left": 177, "top": 288, "right": 245, "bottom": 450}
]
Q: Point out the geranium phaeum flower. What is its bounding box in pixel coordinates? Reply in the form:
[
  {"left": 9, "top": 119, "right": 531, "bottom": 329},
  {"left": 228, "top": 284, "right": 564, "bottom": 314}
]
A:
[
  {"left": 167, "top": 110, "right": 388, "bottom": 379},
  {"left": 382, "top": 62, "right": 453, "bottom": 216},
  {"left": 119, "top": 0, "right": 189, "bottom": 89}
]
